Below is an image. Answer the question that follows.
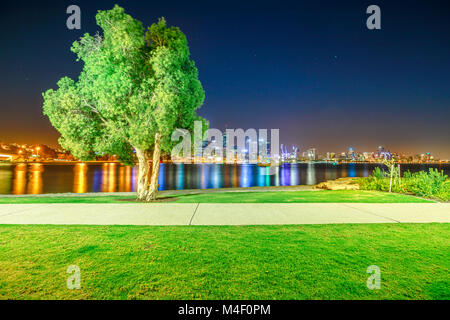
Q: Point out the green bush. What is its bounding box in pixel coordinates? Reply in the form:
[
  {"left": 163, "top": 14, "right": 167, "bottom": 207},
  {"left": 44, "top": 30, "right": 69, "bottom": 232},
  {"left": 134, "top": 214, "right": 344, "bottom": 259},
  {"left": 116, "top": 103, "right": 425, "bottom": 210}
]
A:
[
  {"left": 402, "top": 169, "right": 449, "bottom": 201},
  {"left": 373, "top": 167, "right": 386, "bottom": 179},
  {"left": 360, "top": 168, "right": 449, "bottom": 201},
  {"left": 359, "top": 167, "right": 400, "bottom": 192}
]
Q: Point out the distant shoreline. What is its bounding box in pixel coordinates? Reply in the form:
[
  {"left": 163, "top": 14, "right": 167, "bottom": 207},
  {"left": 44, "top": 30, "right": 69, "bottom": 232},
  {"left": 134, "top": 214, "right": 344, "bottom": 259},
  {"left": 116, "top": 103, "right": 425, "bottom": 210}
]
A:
[{"left": 1, "top": 160, "right": 449, "bottom": 165}]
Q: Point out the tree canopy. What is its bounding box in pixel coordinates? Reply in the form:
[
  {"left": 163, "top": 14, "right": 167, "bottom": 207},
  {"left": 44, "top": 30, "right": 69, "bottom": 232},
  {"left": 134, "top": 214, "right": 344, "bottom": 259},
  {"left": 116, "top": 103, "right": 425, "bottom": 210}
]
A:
[{"left": 43, "top": 5, "right": 206, "bottom": 165}]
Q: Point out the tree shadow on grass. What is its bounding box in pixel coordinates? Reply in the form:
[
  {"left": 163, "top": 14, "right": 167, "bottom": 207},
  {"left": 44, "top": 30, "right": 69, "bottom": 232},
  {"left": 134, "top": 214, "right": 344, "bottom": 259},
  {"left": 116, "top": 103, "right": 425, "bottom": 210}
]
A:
[{"left": 115, "top": 196, "right": 179, "bottom": 203}]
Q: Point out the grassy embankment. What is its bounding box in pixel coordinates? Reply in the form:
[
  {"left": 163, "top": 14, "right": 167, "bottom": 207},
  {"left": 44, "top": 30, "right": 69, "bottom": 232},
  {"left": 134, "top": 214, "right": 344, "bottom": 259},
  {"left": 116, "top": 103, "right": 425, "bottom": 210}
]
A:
[{"left": 0, "top": 190, "right": 433, "bottom": 204}]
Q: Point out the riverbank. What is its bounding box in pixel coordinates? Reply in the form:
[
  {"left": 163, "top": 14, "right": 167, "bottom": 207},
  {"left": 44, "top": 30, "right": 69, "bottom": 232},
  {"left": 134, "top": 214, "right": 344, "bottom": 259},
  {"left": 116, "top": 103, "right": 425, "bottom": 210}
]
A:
[
  {"left": 0, "top": 184, "right": 314, "bottom": 198},
  {"left": 0, "top": 190, "right": 434, "bottom": 203}
]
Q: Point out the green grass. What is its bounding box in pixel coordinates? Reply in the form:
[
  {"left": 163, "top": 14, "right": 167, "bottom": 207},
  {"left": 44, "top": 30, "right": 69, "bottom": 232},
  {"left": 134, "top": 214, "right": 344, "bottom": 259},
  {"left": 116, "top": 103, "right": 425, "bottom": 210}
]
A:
[
  {"left": 0, "top": 224, "right": 448, "bottom": 300},
  {"left": 0, "top": 190, "right": 433, "bottom": 204},
  {"left": 171, "top": 190, "right": 432, "bottom": 203},
  {"left": 0, "top": 196, "right": 135, "bottom": 204}
]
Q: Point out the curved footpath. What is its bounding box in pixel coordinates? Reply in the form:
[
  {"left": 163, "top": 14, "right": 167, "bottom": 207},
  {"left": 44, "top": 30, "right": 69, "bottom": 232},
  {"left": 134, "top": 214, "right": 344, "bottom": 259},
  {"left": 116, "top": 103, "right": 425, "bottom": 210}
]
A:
[{"left": 0, "top": 202, "right": 448, "bottom": 226}]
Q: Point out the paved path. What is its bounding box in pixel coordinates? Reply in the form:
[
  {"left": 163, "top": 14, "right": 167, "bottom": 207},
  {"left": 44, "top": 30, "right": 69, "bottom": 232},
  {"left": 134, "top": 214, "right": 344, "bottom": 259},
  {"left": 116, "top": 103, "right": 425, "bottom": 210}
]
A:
[{"left": 0, "top": 203, "right": 448, "bottom": 226}]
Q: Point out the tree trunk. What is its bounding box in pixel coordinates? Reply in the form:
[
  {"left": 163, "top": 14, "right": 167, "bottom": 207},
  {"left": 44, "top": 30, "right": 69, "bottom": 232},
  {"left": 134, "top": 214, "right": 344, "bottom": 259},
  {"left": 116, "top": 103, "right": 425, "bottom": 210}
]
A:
[
  {"left": 135, "top": 133, "right": 162, "bottom": 202},
  {"left": 147, "top": 133, "right": 162, "bottom": 201},
  {"left": 136, "top": 148, "right": 150, "bottom": 201},
  {"left": 389, "top": 164, "right": 394, "bottom": 193}
]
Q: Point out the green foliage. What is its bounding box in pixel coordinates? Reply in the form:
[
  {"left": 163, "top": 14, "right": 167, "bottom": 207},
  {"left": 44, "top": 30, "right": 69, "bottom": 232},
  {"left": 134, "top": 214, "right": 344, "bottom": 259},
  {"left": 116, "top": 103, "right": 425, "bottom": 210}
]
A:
[
  {"left": 401, "top": 169, "right": 449, "bottom": 201},
  {"left": 358, "top": 166, "right": 393, "bottom": 192},
  {"left": 43, "top": 5, "right": 205, "bottom": 163},
  {"left": 360, "top": 168, "right": 449, "bottom": 201},
  {"left": 372, "top": 167, "right": 385, "bottom": 179}
]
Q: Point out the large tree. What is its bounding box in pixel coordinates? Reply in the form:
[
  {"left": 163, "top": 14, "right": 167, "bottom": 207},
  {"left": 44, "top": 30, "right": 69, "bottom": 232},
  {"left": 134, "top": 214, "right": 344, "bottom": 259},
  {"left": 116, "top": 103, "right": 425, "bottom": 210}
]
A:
[{"left": 43, "top": 5, "right": 205, "bottom": 201}]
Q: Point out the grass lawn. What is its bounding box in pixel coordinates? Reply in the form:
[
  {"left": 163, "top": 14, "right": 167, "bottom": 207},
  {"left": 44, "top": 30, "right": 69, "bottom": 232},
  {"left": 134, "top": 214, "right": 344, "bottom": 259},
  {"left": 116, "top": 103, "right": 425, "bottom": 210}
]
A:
[
  {"left": 0, "top": 196, "right": 136, "bottom": 204},
  {"left": 0, "top": 190, "right": 433, "bottom": 204},
  {"left": 0, "top": 223, "right": 448, "bottom": 300},
  {"left": 170, "top": 190, "right": 432, "bottom": 203}
]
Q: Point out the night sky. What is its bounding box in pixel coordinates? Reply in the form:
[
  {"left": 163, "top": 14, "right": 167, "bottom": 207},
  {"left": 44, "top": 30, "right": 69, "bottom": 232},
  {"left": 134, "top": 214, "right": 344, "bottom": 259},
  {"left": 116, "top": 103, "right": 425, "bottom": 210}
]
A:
[{"left": 1, "top": 0, "right": 449, "bottom": 158}]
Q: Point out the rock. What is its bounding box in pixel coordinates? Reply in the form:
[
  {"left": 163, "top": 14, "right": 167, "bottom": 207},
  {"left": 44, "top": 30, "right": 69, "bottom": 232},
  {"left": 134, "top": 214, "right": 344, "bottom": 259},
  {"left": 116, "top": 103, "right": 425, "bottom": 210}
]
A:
[{"left": 315, "top": 177, "right": 360, "bottom": 190}]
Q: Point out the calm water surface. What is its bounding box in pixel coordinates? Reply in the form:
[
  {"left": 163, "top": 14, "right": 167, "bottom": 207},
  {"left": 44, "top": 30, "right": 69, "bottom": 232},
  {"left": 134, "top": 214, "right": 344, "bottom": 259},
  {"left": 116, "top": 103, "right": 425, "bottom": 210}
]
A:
[{"left": 0, "top": 162, "right": 448, "bottom": 195}]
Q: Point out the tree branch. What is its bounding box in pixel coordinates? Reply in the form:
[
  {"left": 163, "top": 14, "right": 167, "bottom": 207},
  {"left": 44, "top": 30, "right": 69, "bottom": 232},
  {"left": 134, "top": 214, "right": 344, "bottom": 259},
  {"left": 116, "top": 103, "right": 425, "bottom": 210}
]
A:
[{"left": 83, "top": 99, "right": 107, "bottom": 124}]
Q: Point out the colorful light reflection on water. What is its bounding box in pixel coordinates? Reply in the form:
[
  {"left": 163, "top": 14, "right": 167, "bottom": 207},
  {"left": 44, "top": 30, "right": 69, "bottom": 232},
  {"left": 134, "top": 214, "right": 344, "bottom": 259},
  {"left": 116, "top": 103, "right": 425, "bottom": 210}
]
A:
[{"left": 0, "top": 162, "right": 448, "bottom": 195}]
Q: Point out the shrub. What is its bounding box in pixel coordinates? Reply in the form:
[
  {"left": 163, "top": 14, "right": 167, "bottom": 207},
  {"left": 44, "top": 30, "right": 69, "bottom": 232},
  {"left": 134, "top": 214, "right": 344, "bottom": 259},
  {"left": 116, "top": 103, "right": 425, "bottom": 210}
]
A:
[
  {"left": 360, "top": 168, "right": 449, "bottom": 201},
  {"left": 359, "top": 166, "right": 402, "bottom": 192},
  {"left": 402, "top": 169, "right": 449, "bottom": 201},
  {"left": 373, "top": 167, "right": 385, "bottom": 179}
]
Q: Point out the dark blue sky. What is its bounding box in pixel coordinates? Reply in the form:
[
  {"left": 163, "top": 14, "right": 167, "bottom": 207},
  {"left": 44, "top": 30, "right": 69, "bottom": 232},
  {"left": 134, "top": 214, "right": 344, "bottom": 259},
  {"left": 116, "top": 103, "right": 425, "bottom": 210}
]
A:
[{"left": 1, "top": 0, "right": 449, "bottom": 158}]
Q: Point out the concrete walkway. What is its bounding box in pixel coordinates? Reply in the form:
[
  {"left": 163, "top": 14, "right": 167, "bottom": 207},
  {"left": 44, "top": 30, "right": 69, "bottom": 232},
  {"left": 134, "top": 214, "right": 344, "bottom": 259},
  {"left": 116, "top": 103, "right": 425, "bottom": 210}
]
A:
[{"left": 0, "top": 203, "right": 448, "bottom": 226}]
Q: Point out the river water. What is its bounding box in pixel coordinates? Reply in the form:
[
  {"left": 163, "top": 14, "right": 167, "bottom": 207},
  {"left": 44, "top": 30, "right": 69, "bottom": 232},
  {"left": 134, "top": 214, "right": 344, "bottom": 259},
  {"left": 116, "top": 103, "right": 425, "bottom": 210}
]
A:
[{"left": 0, "top": 162, "right": 448, "bottom": 195}]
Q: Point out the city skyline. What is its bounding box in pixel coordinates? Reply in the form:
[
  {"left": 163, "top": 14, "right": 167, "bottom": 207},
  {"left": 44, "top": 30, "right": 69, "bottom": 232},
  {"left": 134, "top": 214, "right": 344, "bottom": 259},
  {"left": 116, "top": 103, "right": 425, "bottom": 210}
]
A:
[
  {"left": 1, "top": 140, "right": 446, "bottom": 162},
  {"left": 1, "top": 0, "right": 449, "bottom": 158}
]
